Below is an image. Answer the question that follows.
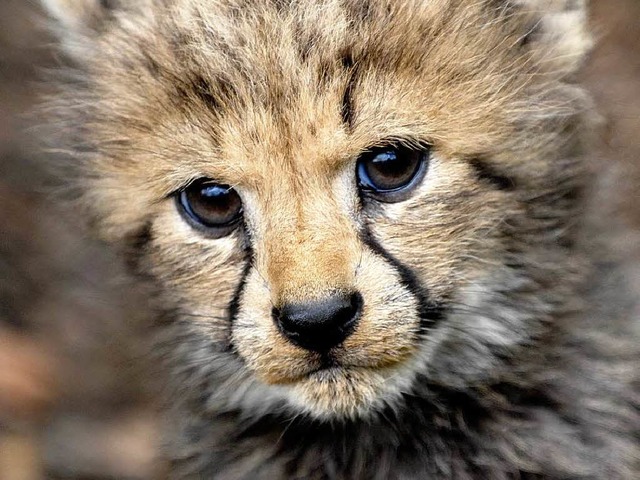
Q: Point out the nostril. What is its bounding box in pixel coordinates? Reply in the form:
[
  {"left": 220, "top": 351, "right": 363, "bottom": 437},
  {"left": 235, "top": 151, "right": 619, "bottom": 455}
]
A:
[{"left": 274, "top": 292, "right": 363, "bottom": 352}]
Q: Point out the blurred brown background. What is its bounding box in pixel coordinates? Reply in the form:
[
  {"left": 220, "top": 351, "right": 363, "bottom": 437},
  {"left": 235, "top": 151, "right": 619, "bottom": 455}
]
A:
[
  {"left": 0, "top": 1, "right": 638, "bottom": 479},
  {"left": 0, "top": 1, "right": 161, "bottom": 479}
]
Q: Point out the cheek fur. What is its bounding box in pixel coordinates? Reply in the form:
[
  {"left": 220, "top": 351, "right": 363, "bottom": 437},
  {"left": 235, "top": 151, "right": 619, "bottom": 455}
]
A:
[
  {"left": 369, "top": 154, "right": 513, "bottom": 300},
  {"left": 342, "top": 249, "right": 421, "bottom": 366},
  {"left": 146, "top": 206, "right": 248, "bottom": 339}
]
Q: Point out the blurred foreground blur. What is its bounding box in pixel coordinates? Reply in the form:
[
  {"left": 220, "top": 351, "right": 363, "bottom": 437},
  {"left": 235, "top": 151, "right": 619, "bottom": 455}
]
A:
[{"left": 0, "top": 1, "right": 638, "bottom": 478}]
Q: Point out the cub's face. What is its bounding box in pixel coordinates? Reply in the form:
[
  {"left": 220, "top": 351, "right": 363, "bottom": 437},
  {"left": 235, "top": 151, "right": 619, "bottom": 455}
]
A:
[{"left": 43, "top": 0, "right": 591, "bottom": 419}]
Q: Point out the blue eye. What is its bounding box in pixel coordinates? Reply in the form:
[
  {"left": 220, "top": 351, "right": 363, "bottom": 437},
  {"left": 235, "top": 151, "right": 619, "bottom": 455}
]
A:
[
  {"left": 177, "top": 179, "right": 243, "bottom": 237},
  {"left": 356, "top": 144, "right": 430, "bottom": 201}
]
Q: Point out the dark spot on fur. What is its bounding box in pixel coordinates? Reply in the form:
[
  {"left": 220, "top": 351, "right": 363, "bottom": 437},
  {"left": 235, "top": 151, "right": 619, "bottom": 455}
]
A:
[
  {"left": 172, "top": 70, "right": 238, "bottom": 114},
  {"left": 217, "top": 75, "right": 238, "bottom": 106},
  {"left": 270, "top": 0, "right": 293, "bottom": 14},
  {"left": 169, "top": 31, "right": 187, "bottom": 50},
  {"left": 174, "top": 84, "right": 190, "bottom": 104},
  {"left": 293, "top": 23, "right": 320, "bottom": 63},
  {"left": 469, "top": 158, "right": 516, "bottom": 191},
  {"left": 98, "top": 0, "right": 120, "bottom": 9},
  {"left": 340, "top": 51, "right": 357, "bottom": 130},
  {"left": 191, "top": 74, "right": 222, "bottom": 111},
  {"left": 341, "top": 50, "right": 354, "bottom": 71},
  {"left": 128, "top": 221, "right": 153, "bottom": 254},
  {"left": 124, "top": 221, "right": 153, "bottom": 273},
  {"left": 520, "top": 22, "right": 542, "bottom": 47},
  {"left": 344, "top": 0, "right": 373, "bottom": 26},
  {"left": 142, "top": 51, "right": 161, "bottom": 76},
  {"left": 341, "top": 81, "right": 355, "bottom": 129}
]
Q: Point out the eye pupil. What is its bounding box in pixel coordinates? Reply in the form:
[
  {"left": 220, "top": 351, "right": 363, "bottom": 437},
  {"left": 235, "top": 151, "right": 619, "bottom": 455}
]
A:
[
  {"left": 178, "top": 179, "right": 243, "bottom": 236},
  {"left": 357, "top": 145, "right": 429, "bottom": 200}
]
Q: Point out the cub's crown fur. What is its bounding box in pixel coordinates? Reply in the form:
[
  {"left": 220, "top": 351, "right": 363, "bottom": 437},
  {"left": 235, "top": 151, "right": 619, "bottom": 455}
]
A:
[{"left": 41, "top": 0, "right": 639, "bottom": 478}]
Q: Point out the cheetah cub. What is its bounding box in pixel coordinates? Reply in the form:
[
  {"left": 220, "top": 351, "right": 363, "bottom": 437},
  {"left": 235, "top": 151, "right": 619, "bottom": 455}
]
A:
[{"left": 41, "top": 0, "right": 639, "bottom": 478}]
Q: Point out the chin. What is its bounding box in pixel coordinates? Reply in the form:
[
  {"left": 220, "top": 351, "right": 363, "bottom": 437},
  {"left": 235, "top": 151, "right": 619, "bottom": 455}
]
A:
[{"left": 280, "top": 361, "right": 421, "bottom": 421}]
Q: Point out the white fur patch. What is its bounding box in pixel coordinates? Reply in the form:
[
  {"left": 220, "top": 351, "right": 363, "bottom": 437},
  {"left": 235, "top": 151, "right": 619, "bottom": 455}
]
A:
[{"left": 40, "top": 0, "right": 94, "bottom": 27}]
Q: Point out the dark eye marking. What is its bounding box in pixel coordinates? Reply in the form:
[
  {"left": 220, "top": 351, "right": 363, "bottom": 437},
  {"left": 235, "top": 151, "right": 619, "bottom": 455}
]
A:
[
  {"left": 356, "top": 143, "right": 431, "bottom": 202},
  {"left": 359, "top": 226, "right": 444, "bottom": 335},
  {"left": 176, "top": 178, "right": 243, "bottom": 238},
  {"left": 468, "top": 158, "right": 516, "bottom": 191}
]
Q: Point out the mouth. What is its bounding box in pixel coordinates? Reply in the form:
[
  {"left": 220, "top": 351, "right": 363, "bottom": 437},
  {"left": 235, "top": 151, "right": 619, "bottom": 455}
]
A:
[
  {"left": 268, "top": 353, "right": 349, "bottom": 384},
  {"left": 281, "top": 353, "right": 416, "bottom": 419},
  {"left": 304, "top": 354, "right": 343, "bottom": 378},
  {"left": 234, "top": 327, "right": 426, "bottom": 418},
  {"left": 265, "top": 346, "right": 413, "bottom": 385}
]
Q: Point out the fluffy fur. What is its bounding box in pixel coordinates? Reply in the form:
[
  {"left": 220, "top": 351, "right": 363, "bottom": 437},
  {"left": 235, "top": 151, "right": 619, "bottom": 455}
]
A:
[{"left": 41, "top": 0, "right": 639, "bottom": 478}]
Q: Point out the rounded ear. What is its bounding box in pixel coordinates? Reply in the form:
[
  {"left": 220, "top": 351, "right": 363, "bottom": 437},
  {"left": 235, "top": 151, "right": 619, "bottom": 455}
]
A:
[
  {"left": 40, "top": 0, "right": 115, "bottom": 31},
  {"left": 518, "top": 0, "right": 592, "bottom": 74},
  {"left": 40, "top": 0, "right": 153, "bottom": 57}
]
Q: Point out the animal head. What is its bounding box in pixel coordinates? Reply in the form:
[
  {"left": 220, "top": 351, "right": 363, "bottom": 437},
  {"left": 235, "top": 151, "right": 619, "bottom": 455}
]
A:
[{"left": 42, "top": 0, "right": 593, "bottom": 419}]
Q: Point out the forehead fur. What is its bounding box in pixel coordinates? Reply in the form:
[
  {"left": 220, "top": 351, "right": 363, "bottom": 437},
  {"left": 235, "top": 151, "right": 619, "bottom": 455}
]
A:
[{"left": 43, "top": 0, "right": 591, "bottom": 240}]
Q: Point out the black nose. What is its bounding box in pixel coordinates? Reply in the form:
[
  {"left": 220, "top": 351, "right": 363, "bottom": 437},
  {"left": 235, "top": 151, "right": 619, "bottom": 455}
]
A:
[{"left": 274, "top": 292, "right": 363, "bottom": 352}]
